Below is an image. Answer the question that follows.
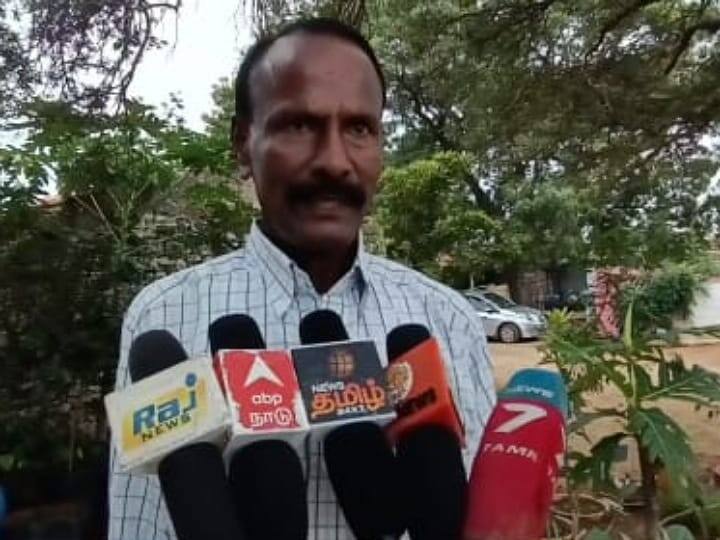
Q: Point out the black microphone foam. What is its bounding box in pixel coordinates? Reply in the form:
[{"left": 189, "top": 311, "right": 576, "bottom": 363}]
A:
[
  {"left": 214, "top": 314, "right": 307, "bottom": 539},
  {"left": 229, "top": 440, "right": 308, "bottom": 540},
  {"left": 299, "top": 309, "right": 349, "bottom": 343},
  {"left": 128, "top": 329, "right": 188, "bottom": 382},
  {"left": 128, "top": 330, "right": 246, "bottom": 540},
  {"left": 209, "top": 313, "right": 266, "bottom": 355},
  {"left": 397, "top": 425, "right": 467, "bottom": 540},
  {"left": 324, "top": 422, "right": 407, "bottom": 540},
  {"left": 300, "top": 310, "right": 406, "bottom": 539},
  {"left": 386, "top": 324, "right": 430, "bottom": 363},
  {"left": 386, "top": 323, "right": 467, "bottom": 540}
]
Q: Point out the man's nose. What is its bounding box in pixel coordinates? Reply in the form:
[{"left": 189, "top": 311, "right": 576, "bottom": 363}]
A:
[{"left": 313, "top": 123, "right": 352, "bottom": 179}]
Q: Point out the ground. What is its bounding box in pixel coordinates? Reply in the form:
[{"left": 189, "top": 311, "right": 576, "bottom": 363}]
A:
[{"left": 488, "top": 340, "right": 720, "bottom": 480}]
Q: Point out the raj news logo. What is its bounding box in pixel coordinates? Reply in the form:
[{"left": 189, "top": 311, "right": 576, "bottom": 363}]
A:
[{"left": 121, "top": 372, "right": 208, "bottom": 451}]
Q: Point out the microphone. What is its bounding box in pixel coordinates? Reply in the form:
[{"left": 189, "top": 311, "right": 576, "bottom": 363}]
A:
[
  {"left": 386, "top": 324, "right": 467, "bottom": 540},
  {"left": 209, "top": 314, "right": 265, "bottom": 395},
  {"left": 126, "top": 330, "right": 244, "bottom": 540},
  {"left": 295, "top": 310, "right": 395, "bottom": 428},
  {"left": 210, "top": 314, "right": 308, "bottom": 540},
  {"left": 209, "top": 314, "right": 266, "bottom": 355},
  {"left": 463, "top": 368, "right": 568, "bottom": 540},
  {"left": 105, "top": 330, "right": 231, "bottom": 475},
  {"left": 298, "top": 310, "right": 405, "bottom": 540},
  {"left": 385, "top": 324, "right": 464, "bottom": 445},
  {"left": 210, "top": 314, "right": 309, "bottom": 452},
  {"left": 229, "top": 440, "right": 308, "bottom": 540}
]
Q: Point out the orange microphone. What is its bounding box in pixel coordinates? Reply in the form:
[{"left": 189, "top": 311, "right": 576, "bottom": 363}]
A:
[
  {"left": 386, "top": 326, "right": 464, "bottom": 446},
  {"left": 386, "top": 324, "right": 467, "bottom": 540}
]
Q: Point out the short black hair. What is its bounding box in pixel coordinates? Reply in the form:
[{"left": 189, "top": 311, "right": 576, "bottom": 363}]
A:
[{"left": 234, "top": 17, "right": 386, "bottom": 123}]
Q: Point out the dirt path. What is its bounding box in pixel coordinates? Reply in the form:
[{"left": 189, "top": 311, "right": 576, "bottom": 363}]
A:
[{"left": 487, "top": 340, "right": 720, "bottom": 476}]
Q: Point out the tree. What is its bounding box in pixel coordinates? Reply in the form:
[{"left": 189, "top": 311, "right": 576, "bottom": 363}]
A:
[
  {"left": 241, "top": 1, "right": 720, "bottom": 278},
  {"left": 0, "top": 95, "right": 254, "bottom": 473},
  {"left": 376, "top": 152, "right": 499, "bottom": 287},
  {"left": 543, "top": 280, "right": 720, "bottom": 539},
  {"left": 370, "top": 0, "right": 720, "bottom": 270},
  {"left": 0, "top": 0, "right": 181, "bottom": 121},
  {"left": 241, "top": 0, "right": 368, "bottom": 33}
]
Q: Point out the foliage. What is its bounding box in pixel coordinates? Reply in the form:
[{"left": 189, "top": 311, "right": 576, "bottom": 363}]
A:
[
  {"left": 376, "top": 149, "right": 596, "bottom": 285},
  {"left": 0, "top": 201, "right": 124, "bottom": 471},
  {"left": 374, "top": 0, "right": 720, "bottom": 271},
  {"left": 238, "top": 1, "right": 720, "bottom": 282},
  {"left": 240, "top": 0, "right": 369, "bottom": 33},
  {"left": 585, "top": 523, "right": 696, "bottom": 540},
  {"left": 619, "top": 259, "right": 718, "bottom": 336},
  {"left": 542, "top": 307, "right": 720, "bottom": 539},
  {"left": 0, "top": 97, "right": 254, "bottom": 473},
  {"left": 0, "top": 0, "right": 181, "bottom": 120},
  {"left": 376, "top": 152, "right": 499, "bottom": 286},
  {"left": 235, "top": 0, "right": 714, "bottom": 281}
]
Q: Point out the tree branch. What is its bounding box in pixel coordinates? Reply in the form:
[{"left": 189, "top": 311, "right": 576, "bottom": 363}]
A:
[
  {"left": 396, "top": 69, "right": 454, "bottom": 150},
  {"left": 665, "top": 18, "right": 720, "bottom": 74},
  {"left": 117, "top": 6, "right": 154, "bottom": 110},
  {"left": 586, "top": 0, "right": 662, "bottom": 58},
  {"left": 443, "top": 0, "right": 557, "bottom": 49}
]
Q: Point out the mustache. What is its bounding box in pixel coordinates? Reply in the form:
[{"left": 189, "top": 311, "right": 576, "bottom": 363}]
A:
[{"left": 287, "top": 179, "right": 367, "bottom": 209}]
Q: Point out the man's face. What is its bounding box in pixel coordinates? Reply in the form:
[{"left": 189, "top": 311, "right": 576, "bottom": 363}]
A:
[{"left": 235, "top": 33, "right": 384, "bottom": 255}]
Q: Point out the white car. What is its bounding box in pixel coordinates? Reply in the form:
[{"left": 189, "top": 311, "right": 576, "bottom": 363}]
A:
[{"left": 464, "top": 290, "right": 547, "bottom": 343}]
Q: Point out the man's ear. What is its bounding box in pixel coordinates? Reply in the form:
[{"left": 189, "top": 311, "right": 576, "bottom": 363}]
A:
[{"left": 231, "top": 114, "right": 252, "bottom": 178}]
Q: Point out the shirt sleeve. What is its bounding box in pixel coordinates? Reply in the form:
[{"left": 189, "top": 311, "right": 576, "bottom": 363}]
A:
[
  {"left": 434, "top": 294, "right": 497, "bottom": 471},
  {"left": 107, "top": 295, "right": 175, "bottom": 540}
]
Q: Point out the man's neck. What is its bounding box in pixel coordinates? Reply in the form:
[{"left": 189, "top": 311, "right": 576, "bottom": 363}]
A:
[{"left": 258, "top": 222, "right": 358, "bottom": 294}]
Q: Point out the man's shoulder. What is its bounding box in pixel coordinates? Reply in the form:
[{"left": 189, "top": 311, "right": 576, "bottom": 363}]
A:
[
  {"left": 364, "top": 253, "right": 472, "bottom": 314},
  {"left": 124, "top": 248, "right": 254, "bottom": 325}
]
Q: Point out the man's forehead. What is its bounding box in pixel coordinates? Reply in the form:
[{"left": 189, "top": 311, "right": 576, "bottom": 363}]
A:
[{"left": 250, "top": 33, "right": 383, "bottom": 110}]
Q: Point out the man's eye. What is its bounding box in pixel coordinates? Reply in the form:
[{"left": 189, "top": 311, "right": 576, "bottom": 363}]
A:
[
  {"left": 287, "top": 119, "right": 312, "bottom": 132},
  {"left": 348, "top": 122, "right": 372, "bottom": 138}
]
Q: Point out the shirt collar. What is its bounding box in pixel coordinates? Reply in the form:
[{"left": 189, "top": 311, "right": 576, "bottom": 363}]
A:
[{"left": 246, "top": 221, "right": 370, "bottom": 317}]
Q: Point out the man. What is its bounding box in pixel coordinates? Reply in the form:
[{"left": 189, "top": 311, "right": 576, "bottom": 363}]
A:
[{"left": 108, "top": 17, "right": 496, "bottom": 540}]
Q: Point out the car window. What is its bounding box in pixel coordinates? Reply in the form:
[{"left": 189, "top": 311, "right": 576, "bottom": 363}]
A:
[
  {"left": 467, "top": 296, "right": 493, "bottom": 311},
  {"left": 482, "top": 292, "right": 515, "bottom": 309}
]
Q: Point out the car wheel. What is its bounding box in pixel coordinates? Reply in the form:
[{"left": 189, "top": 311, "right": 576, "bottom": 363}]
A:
[{"left": 498, "top": 323, "right": 521, "bottom": 343}]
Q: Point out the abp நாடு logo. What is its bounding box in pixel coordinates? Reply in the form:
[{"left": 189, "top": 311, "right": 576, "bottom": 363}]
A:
[
  {"left": 121, "top": 372, "right": 208, "bottom": 451},
  {"left": 222, "top": 349, "right": 302, "bottom": 432}
]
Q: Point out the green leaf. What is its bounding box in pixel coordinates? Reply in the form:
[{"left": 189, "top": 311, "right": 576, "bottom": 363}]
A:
[
  {"left": 623, "top": 300, "right": 635, "bottom": 350},
  {"left": 571, "top": 409, "right": 623, "bottom": 433},
  {"left": 662, "top": 524, "right": 695, "bottom": 540},
  {"left": 546, "top": 334, "right": 632, "bottom": 398},
  {"left": 570, "top": 432, "right": 627, "bottom": 491},
  {"left": 629, "top": 408, "right": 697, "bottom": 499},
  {"left": 0, "top": 454, "right": 15, "bottom": 472},
  {"left": 584, "top": 528, "right": 614, "bottom": 540},
  {"left": 644, "top": 365, "right": 720, "bottom": 407},
  {"left": 631, "top": 359, "right": 654, "bottom": 400}
]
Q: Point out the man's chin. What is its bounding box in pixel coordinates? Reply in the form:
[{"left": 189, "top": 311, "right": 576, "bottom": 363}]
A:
[{"left": 295, "top": 221, "right": 360, "bottom": 254}]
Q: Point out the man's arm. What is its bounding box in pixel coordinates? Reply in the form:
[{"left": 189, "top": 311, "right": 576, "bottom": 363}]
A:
[
  {"left": 107, "top": 299, "right": 173, "bottom": 540},
  {"left": 436, "top": 296, "right": 497, "bottom": 469}
]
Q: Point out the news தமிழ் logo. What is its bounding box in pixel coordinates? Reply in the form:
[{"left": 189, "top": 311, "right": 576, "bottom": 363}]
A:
[
  {"left": 329, "top": 348, "right": 356, "bottom": 379},
  {"left": 121, "top": 372, "right": 208, "bottom": 451},
  {"left": 292, "top": 341, "right": 394, "bottom": 424}
]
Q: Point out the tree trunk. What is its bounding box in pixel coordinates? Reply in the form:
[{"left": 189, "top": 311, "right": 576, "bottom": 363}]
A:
[{"left": 637, "top": 440, "right": 660, "bottom": 540}]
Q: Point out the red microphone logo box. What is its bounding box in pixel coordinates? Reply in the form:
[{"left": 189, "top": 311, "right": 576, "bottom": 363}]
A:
[{"left": 217, "top": 349, "right": 309, "bottom": 452}]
